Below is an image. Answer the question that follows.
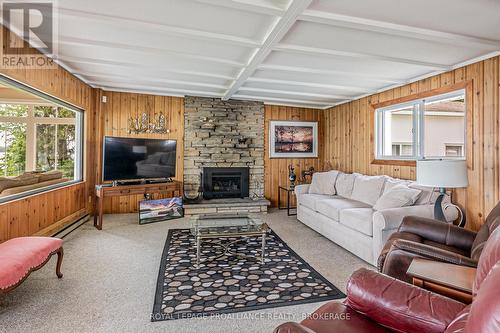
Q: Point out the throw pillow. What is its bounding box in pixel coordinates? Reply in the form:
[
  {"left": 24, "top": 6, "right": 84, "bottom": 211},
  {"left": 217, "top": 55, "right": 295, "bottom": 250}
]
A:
[
  {"left": 408, "top": 183, "right": 439, "bottom": 205},
  {"left": 38, "top": 170, "right": 63, "bottom": 182},
  {"left": 309, "top": 171, "right": 339, "bottom": 195},
  {"left": 383, "top": 177, "right": 410, "bottom": 194},
  {"left": 350, "top": 174, "right": 386, "bottom": 205},
  {"left": 335, "top": 173, "right": 356, "bottom": 198},
  {"left": 373, "top": 185, "right": 422, "bottom": 211}
]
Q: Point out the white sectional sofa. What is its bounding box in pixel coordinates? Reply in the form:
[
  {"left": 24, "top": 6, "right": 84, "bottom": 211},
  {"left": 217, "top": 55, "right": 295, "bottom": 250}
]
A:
[{"left": 294, "top": 171, "right": 457, "bottom": 266}]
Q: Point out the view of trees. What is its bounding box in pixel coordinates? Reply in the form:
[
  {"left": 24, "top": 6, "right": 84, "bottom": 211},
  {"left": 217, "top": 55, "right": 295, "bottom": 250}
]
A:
[{"left": 0, "top": 104, "right": 76, "bottom": 177}]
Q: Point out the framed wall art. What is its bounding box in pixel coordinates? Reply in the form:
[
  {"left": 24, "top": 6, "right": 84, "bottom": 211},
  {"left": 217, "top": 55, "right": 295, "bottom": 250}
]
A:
[{"left": 269, "top": 121, "right": 318, "bottom": 158}]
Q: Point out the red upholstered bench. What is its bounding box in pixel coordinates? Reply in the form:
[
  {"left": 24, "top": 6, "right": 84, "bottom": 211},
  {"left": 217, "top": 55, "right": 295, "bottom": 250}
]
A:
[{"left": 0, "top": 237, "right": 63, "bottom": 294}]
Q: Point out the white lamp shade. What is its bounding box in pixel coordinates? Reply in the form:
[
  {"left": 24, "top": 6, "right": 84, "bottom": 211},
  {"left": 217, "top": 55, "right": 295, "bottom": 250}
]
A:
[{"left": 416, "top": 160, "right": 468, "bottom": 188}]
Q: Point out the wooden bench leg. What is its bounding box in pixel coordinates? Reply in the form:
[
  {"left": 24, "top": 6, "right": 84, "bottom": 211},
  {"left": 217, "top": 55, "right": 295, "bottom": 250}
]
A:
[{"left": 56, "top": 247, "right": 64, "bottom": 278}]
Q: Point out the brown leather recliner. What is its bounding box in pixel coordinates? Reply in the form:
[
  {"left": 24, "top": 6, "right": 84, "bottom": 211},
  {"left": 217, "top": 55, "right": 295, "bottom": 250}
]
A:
[
  {"left": 377, "top": 201, "right": 500, "bottom": 282},
  {"left": 274, "top": 227, "right": 500, "bottom": 333}
]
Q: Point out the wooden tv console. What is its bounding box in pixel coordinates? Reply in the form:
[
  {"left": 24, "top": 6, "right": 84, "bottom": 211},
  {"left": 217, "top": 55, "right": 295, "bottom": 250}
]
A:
[{"left": 93, "top": 181, "right": 182, "bottom": 230}]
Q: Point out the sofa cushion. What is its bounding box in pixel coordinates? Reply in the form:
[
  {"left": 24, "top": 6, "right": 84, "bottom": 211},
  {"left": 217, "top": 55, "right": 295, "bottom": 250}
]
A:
[
  {"left": 335, "top": 173, "right": 356, "bottom": 198},
  {"left": 316, "top": 197, "right": 371, "bottom": 221},
  {"left": 0, "top": 178, "right": 70, "bottom": 198},
  {"left": 339, "top": 208, "right": 376, "bottom": 236},
  {"left": 373, "top": 185, "right": 422, "bottom": 211},
  {"left": 309, "top": 170, "right": 339, "bottom": 195},
  {"left": 351, "top": 174, "right": 386, "bottom": 206},
  {"left": 0, "top": 174, "right": 39, "bottom": 193},
  {"left": 300, "top": 194, "right": 335, "bottom": 211},
  {"left": 37, "top": 170, "right": 63, "bottom": 182}
]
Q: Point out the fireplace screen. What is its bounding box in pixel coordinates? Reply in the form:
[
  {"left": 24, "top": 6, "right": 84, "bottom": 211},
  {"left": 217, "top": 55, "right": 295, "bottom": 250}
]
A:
[{"left": 202, "top": 167, "right": 249, "bottom": 199}]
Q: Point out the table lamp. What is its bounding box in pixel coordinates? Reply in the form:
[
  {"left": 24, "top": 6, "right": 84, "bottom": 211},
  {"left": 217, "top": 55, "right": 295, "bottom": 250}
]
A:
[{"left": 416, "top": 159, "right": 468, "bottom": 225}]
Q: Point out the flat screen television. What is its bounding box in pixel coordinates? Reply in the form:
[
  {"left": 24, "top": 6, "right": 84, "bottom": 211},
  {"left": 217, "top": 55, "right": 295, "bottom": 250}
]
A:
[{"left": 102, "top": 136, "right": 177, "bottom": 181}]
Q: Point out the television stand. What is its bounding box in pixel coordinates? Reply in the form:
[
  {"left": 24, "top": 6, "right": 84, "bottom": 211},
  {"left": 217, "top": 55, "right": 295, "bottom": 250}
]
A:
[{"left": 93, "top": 180, "right": 182, "bottom": 230}]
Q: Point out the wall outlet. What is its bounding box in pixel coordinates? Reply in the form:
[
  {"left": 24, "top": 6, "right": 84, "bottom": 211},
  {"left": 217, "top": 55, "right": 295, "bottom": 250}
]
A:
[{"left": 102, "top": 95, "right": 107, "bottom": 103}]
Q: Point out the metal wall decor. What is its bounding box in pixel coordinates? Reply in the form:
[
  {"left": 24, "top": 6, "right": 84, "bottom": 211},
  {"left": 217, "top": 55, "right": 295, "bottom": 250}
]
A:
[{"left": 128, "top": 112, "right": 170, "bottom": 134}]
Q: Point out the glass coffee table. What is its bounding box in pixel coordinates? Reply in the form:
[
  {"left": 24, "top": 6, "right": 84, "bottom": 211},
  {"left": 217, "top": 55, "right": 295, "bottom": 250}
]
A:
[{"left": 190, "top": 213, "right": 269, "bottom": 268}]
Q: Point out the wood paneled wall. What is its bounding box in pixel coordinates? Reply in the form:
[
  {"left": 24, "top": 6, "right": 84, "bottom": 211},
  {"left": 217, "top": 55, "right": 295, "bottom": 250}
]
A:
[
  {"left": 95, "top": 91, "right": 184, "bottom": 213},
  {"left": 0, "top": 184, "right": 87, "bottom": 242},
  {"left": 323, "top": 56, "right": 500, "bottom": 231},
  {"left": 0, "top": 25, "right": 96, "bottom": 241},
  {"left": 264, "top": 105, "right": 325, "bottom": 207}
]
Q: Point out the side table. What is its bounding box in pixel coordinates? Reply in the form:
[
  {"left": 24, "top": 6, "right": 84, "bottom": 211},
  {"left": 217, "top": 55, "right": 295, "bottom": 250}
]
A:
[
  {"left": 278, "top": 186, "right": 297, "bottom": 216},
  {"left": 407, "top": 258, "right": 475, "bottom": 304}
]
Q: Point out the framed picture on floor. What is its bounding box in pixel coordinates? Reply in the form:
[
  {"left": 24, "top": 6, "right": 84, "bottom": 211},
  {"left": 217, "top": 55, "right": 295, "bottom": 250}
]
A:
[
  {"left": 139, "top": 197, "right": 184, "bottom": 225},
  {"left": 269, "top": 120, "right": 318, "bottom": 158}
]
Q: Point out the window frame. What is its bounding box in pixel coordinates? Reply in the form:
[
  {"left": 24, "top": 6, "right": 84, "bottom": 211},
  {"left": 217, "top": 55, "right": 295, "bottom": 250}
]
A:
[
  {"left": 0, "top": 74, "right": 84, "bottom": 204},
  {"left": 374, "top": 88, "right": 466, "bottom": 162}
]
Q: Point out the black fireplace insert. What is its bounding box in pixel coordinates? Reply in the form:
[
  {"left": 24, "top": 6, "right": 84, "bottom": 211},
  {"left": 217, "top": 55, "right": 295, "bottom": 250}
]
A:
[{"left": 202, "top": 167, "right": 249, "bottom": 199}]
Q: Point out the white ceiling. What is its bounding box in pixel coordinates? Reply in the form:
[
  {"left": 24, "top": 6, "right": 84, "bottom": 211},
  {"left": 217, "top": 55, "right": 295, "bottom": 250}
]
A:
[{"left": 8, "top": 0, "right": 500, "bottom": 109}]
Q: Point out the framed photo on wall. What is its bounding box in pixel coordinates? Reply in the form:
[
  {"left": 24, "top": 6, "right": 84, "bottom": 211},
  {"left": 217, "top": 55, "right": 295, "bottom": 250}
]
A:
[{"left": 269, "top": 121, "right": 318, "bottom": 158}]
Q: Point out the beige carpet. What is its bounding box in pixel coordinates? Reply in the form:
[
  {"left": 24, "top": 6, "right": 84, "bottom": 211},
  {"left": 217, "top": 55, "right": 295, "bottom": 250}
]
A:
[{"left": 0, "top": 210, "right": 371, "bottom": 333}]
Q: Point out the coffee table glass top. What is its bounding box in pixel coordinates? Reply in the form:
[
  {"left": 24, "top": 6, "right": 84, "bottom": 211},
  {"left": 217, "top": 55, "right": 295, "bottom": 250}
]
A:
[{"left": 190, "top": 213, "right": 266, "bottom": 236}]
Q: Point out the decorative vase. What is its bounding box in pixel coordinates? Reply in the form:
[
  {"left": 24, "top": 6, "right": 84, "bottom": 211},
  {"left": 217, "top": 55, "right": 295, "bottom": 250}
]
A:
[{"left": 288, "top": 164, "right": 296, "bottom": 188}]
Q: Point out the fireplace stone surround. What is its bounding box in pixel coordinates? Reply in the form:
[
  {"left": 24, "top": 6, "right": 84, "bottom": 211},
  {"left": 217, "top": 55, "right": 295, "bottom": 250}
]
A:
[{"left": 183, "top": 96, "right": 264, "bottom": 199}]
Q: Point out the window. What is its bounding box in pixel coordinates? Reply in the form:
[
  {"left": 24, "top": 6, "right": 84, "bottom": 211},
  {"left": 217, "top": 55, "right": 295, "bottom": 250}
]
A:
[
  {"left": 445, "top": 144, "right": 463, "bottom": 157},
  {"left": 0, "top": 77, "right": 83, "bottom": 201},
  {"left": 375, "top": 89, "right": 466, "bottom": 160},
  {"left": 391, "top": 143, "right": 412, "bottom": 156}
]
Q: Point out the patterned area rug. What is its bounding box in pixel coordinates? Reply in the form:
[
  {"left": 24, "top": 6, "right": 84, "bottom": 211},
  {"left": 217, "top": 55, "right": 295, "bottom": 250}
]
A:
[{"left": 152, "top": 228, "right": 345, "bottom": 321}]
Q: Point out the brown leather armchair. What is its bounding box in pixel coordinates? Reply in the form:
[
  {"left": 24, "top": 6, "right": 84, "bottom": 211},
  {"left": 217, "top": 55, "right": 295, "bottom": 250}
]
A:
[
  {"left": 274, "top": 227, "right": 500, "bottom": 333},
  {"left": 378, "top": 201, "right": 500, "bottom": 282}
]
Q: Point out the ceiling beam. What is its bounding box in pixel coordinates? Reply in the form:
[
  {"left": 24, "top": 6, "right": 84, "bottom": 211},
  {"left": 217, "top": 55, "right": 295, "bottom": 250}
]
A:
[
  {"left": 57, "top": 36, "right": 245, "bottom": 67},
  {"left": 237, "top": 86, "right": 349, "bottom": 100},
  {"left": 299, "top": 10, "right": 500, "bottom": 50},
  {"left": 58, "top": 55, "right": 236, "bottom": 81},
  {"left": 222, "top": 0, "right": 313, "bottom": 100},
  {"left": 257, "top": 64, "right": 405, "bottom": 84},
  {"left": 73, "top": 71, "right": 229, "bottom": 90},
  {"left": 246, "top": 77, "right": 372, "bottom": 93},
  {"left": 90, "top": 82, "right": 224, "bottom": 98},
  {"left": 274, "top": 43, "right": 451, "bottom": 69},
  {"left": 56, "top": 7, "right": 260, "bottom": 48},
  {"left": 194, "top": 0, "right": 286, "bottom": 16},
  {"left": 233, "top": 94, "right": 331, "bottom": 107}
]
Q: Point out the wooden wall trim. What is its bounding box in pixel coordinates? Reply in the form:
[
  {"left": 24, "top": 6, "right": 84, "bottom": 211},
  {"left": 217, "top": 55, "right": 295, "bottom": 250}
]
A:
[
  {"left": 34, "top": 208, "right": 87, "bottom": 237},
  {"left": 371, "top": 159, "right": 416, "bottom": 167},
  {"left": 372, "top": 81, "right": 471, "bottom": 109}
]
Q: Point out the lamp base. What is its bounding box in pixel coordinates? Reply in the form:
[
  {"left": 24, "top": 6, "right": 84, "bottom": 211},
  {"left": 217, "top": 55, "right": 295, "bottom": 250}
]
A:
[
  {"left": 434, "top": 188, "right": 467, "bottom": 228},
  {"left": 434, "top": 191, "right": 447, "bottom": 222}
]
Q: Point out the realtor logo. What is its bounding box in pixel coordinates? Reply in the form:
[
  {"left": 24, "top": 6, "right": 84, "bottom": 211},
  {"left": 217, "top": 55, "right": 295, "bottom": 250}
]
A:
[{"left": 1, "top": 1, "right": 58, "bottom": 69}]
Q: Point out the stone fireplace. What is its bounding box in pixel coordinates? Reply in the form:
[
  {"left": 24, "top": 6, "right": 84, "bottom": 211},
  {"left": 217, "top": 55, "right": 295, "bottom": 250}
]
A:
[
  {"left": 184, "top": 97, "right": 264, "bottom": 199},
  {"left": 202, "top": 167, "right": 249, "bottom": 199}
]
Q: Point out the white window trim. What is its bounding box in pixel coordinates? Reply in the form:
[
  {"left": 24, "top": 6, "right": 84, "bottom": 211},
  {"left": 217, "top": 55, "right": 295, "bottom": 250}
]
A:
[
  {"left": 375, "top": 89, "right": 466, "bottom": 161},
  {"left": 0, "top": 105, "right": 77, "bottom": 173}
]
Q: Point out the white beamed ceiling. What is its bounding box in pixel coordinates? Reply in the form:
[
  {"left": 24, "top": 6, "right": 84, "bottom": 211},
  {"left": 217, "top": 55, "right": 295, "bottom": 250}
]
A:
[{"left": 17, "top": 0, "right": 500, "bottom": 109}]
